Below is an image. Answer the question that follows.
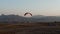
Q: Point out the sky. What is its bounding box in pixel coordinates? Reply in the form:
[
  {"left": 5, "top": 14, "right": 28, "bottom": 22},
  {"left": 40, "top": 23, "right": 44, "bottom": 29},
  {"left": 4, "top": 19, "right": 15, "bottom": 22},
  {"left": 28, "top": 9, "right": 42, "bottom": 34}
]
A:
[{"left": 0, "top": 0, "right": 60, "bottom": 16}]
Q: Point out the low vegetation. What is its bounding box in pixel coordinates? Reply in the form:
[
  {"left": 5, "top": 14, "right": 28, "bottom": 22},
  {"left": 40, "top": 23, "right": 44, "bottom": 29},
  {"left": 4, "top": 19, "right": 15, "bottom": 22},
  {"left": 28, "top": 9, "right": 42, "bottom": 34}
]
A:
[{"left": 0, "top": 22, "right": 60, "bottom": 34}]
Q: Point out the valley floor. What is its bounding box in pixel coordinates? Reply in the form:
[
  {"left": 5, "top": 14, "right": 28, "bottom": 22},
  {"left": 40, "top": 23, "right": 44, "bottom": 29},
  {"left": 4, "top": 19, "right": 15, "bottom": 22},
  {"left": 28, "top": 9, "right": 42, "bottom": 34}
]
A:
[{"left": 0, "top": 23, "right": 60, "bottom": 34}]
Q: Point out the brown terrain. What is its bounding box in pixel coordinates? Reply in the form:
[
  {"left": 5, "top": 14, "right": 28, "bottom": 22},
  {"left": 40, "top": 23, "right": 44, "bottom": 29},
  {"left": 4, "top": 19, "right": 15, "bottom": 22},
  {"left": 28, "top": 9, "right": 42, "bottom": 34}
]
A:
[{"left": 0, "top": 22, "right": 60, "bottom": 34}]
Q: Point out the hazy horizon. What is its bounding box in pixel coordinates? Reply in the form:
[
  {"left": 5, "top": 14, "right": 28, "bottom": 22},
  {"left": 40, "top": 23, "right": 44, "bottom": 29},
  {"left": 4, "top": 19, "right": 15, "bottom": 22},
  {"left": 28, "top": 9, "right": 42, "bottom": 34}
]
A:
[{"left": 0, "top": 0, "right": 60, "bottom": 16}]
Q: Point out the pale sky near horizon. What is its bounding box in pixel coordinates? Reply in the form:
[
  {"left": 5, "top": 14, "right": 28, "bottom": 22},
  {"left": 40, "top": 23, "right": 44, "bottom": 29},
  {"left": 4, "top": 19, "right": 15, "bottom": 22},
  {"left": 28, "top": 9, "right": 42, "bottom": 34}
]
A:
[{"left": 0, "top": 0, "right": 60, "bottom": 16}]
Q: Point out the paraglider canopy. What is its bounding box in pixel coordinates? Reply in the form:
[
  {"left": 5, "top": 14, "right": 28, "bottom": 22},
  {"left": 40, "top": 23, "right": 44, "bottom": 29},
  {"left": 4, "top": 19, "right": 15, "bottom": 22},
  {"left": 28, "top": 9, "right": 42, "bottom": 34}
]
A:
[{"left": 24, "top": 12, "right": 32, "bottom": 16}]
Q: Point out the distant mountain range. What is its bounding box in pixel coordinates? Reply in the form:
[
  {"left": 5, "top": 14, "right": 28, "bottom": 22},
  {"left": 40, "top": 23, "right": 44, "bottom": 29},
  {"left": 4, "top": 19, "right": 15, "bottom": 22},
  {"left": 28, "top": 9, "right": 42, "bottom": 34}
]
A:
[
  {"left": 31, "top": 15, "right": 46, "bottom": 18},
  {"left": 31, "top": 15, "right": 60, "bottom": 22},
  {"left": 0, "top": 14, "right": 60, "bottom": 23}
]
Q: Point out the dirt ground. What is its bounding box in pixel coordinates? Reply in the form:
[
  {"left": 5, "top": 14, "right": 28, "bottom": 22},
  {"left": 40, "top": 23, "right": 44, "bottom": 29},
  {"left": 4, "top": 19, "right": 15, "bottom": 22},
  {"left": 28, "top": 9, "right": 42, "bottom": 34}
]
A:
[{"left": 0, "top": 23, "right": 60, "bottom": 34}]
